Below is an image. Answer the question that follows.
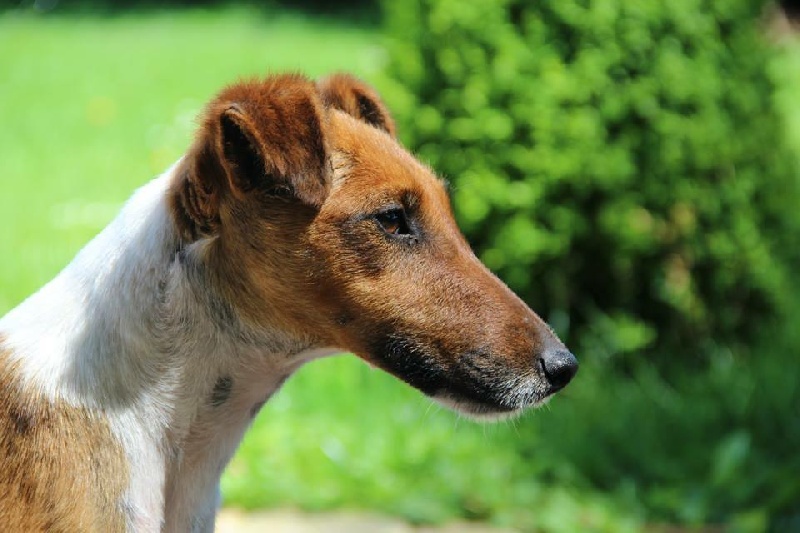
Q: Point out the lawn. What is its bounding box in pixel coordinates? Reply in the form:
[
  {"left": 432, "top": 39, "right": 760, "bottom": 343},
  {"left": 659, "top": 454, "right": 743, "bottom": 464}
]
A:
[
  {"left": 2, "top": 7, "right": 798, "bottom": 532},
  {"left": 0, "top": 7, "right": 384, "bottom": 311}
]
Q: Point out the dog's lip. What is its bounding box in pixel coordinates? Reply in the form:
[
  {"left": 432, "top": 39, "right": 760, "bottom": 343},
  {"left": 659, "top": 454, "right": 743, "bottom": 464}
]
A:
[
  {"left": 431, "top": 389, "right": 552, "bottom": 421},
  {"left": 364, "top": 335, "right": 562, "bottom": 417}
]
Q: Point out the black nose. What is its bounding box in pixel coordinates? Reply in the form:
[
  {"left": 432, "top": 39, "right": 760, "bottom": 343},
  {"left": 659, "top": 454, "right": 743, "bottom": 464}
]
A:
[{"left": 540, "top": 350, "right": 578, "bottom": 391}]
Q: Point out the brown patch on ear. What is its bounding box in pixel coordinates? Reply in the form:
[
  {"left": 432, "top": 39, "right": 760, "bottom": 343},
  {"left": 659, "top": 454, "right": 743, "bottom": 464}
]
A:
[
  {"left": 169, "top": 145, "right": 225, "bottom": 242},
  {"left": 317, "top": 73, "right": 396, "bottom": 137},
  {"left": 0, "top": 339, "right": 129, "bottom": 531},
  {"left": 170, "top": 73, "right": 331, "bottom": 242}
]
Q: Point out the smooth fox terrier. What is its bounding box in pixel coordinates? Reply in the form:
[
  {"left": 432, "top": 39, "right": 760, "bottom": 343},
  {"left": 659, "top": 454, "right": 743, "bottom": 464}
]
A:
[{"left": 0, "top": 73, "right": 577, "bottom": 532}]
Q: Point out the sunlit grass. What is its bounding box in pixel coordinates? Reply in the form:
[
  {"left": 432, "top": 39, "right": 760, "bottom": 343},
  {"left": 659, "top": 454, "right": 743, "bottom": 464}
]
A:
[{"left": 0, "top": 7, "right": 384, "bottom": 310}]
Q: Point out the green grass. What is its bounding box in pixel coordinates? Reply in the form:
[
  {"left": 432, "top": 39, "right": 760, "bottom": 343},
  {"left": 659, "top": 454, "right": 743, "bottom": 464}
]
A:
[
  {"left": 2, "top": 9, "right": 799, "bottom": 532},
  {"left": 0, "top": 7, "right": 384, "bottom": 310},
  {"left": 224, "top": 358, "right": 631, "bottom": 530}
]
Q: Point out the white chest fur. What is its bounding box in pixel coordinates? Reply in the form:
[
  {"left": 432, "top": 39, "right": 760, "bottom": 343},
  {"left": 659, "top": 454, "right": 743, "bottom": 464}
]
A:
[{"left": 0, "top": 163, "right": 337, "bottom": 531}]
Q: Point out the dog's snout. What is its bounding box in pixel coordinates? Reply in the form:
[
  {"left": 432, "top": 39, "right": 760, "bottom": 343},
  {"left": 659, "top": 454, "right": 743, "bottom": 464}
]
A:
[{"left": 539, "top": 349, "right": 578, "bottom": 391}]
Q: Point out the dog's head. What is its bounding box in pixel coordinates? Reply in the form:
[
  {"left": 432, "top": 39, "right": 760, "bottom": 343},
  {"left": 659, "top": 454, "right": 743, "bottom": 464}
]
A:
[{"left": 171, "top": 73, "right": 577, "bottom": 419}]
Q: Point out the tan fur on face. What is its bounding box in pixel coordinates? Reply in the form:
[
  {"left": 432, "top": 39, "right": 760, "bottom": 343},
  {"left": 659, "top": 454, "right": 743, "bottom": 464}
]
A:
[
  {"left": 309, "top": 112, "right": 552, "bottom": 372},
  {"left": 0, "top": 338, "right": 128, "bottom": 532},
  {"left": 167, "top": 73, "right": 567, "bottom": 412}
]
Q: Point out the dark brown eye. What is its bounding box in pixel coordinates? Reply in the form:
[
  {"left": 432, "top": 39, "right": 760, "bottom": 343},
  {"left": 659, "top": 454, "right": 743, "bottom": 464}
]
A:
[{"left": 375, "top": 208, "right": 410, "bottom": 236}]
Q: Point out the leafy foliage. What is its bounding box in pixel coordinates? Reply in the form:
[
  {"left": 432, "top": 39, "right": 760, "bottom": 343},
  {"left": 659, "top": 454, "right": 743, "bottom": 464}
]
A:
[
  {"left": 523, "top": 330, "right": 800, "bottom": 529},
  {"left": 383, "top": 0, "right": 800, "bottom": 363}
]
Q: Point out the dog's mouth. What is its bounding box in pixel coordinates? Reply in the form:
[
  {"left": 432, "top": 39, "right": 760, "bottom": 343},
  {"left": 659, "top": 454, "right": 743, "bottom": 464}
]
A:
[
  {"left": 430, "top": 393, "right": 548, "bottom": 421},
  {"left": 430, "top": 374, "right": 557, "bottom": 421},
  {"left": 366, "top": 333, "right": 561, "bottom": 420}
]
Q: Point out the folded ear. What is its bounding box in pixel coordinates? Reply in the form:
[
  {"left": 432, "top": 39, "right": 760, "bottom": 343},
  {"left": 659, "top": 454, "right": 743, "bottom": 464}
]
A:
[
  {"left": 317, "top": 73, "right": 396, "bottom": 137},
  {"left": 170, "top": 74, "right": 330, "bottom": 241}
]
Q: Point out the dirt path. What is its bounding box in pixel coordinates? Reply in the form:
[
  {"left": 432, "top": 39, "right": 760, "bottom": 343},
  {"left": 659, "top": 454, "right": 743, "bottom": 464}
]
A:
[{"left": 216, "top": 508, "right": 519, "bottom": 533}]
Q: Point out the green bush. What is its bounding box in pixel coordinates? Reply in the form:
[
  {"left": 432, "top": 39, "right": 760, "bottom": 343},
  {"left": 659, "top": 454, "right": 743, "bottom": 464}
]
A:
[
  {"left": 383, "top": 0, "right": 800, "bottom": 363},
  {"left": 522, "top": 314, "right": 800, "bottom": 529}
]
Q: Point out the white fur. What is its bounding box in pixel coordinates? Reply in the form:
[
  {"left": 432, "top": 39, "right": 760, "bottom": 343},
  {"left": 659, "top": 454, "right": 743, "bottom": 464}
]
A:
[{"left": 0, "top": 161, "right": 338, "bottom": 532}]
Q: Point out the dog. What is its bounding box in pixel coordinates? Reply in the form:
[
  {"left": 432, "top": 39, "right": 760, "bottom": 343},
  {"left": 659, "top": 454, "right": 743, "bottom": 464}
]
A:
[{"left": 0, "top": 73, "right": 577, "bottom": 532}]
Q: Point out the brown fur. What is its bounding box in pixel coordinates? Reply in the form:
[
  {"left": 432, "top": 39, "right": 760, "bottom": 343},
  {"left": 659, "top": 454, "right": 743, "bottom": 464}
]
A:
[
  {"left": 170, "top": 74, "right": 331, "bottom": 241},
  {"left": 0, "top": 338, "right": 128, "bottom": 532},
  {"left": 317, "top": 73, "right": 396, "bottom": 136},
  {"left": 307, "top": 112, "right": 550, "bottom": 394},
  {"left": 170, "top": 73, "right": 568, "bottom": 412}
]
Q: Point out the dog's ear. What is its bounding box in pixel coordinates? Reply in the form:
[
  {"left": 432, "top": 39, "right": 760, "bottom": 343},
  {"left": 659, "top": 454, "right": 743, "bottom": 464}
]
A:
[
  {"left": 317, "top": 73, "right": 396, "bottom": 137},
  {"left": 171, "top": 75, "right": 330, "bottom": 241}
]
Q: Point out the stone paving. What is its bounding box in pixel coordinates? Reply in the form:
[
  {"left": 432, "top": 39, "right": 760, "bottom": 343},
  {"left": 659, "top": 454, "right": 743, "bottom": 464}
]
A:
[{"left": 216, "top": 508, "right": 519, "bottom": 533}]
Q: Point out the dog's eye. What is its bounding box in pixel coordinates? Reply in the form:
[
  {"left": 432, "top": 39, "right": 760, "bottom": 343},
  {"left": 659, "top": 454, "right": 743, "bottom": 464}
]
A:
[{"left": 375, "top": 208, "right": 411, "bottom": 236}]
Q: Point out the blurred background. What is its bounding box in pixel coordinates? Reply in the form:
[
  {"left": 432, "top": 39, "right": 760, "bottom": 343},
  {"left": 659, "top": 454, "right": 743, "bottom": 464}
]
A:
[{"left": 1, "top": 0, "right": 799, "bottom": 531}]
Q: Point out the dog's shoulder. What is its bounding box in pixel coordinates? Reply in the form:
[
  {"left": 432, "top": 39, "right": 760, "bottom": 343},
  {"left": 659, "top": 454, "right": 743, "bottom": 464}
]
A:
[{"left": 0, "top": 336, "right": 129, "bottom": 532}]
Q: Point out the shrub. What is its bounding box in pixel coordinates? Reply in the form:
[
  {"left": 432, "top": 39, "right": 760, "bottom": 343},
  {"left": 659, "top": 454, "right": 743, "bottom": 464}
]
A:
[
  {"left": 520, "top": 316, "right": 800, "bottom": 529},
  {"left": 383, "top": 0, "right": 800, "bottom": 364}
]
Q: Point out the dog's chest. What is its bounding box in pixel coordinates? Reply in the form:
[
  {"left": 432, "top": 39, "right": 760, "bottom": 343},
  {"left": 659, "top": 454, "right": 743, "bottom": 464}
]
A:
[
  {"left": 171, "top": 359, "right": 287, "bottom": 462},
  {"left": 154, "top": 362, "right": 290, "bottom": 531}
]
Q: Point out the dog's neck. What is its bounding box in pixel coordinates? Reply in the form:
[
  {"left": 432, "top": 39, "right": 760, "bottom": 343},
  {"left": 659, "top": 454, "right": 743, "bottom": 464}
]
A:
[{"left": 0, "top": 162, "right": 333, "bottom": 531}]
